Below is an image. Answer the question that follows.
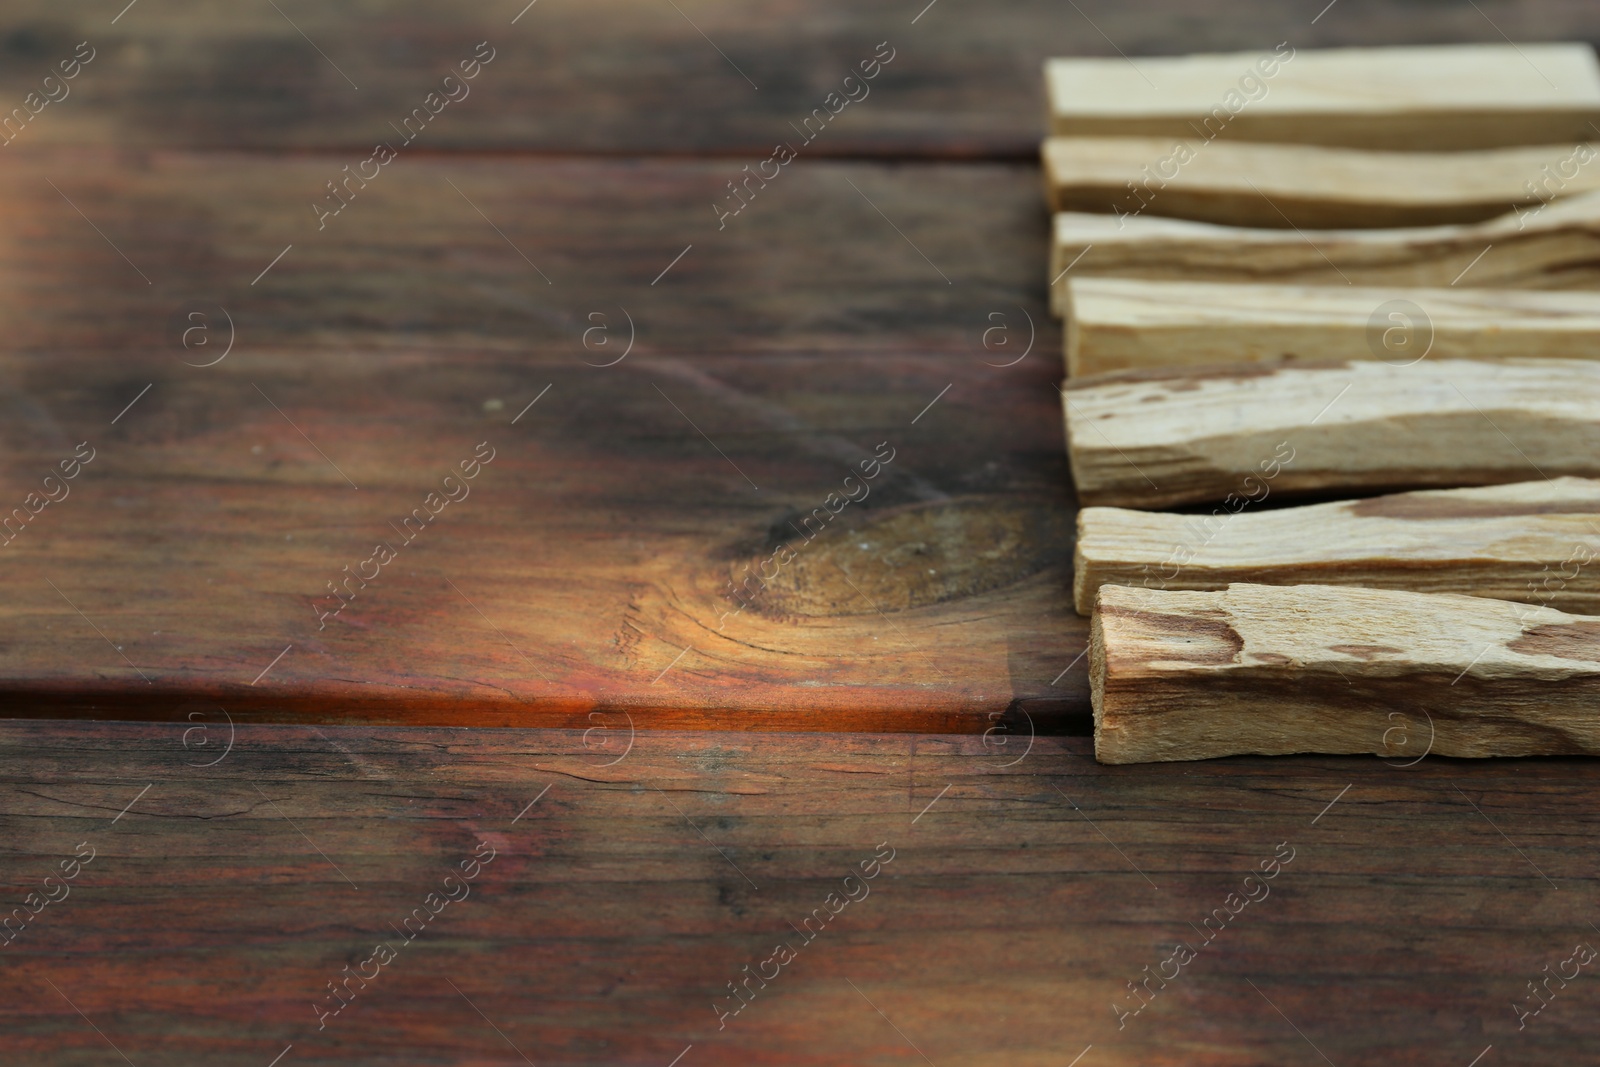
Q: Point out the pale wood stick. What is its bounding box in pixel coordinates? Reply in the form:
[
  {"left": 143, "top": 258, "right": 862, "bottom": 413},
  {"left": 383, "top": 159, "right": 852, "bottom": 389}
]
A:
[
  {"left": 1046, "top": 43, "right": 1600, "bottom": 151},
  {"left": 1041, "top": 136, "right": 1600, "bottom": 227},
  {"left": 1064, "top": 278, "right": 1600, "bottom": 377},
  {"left": 1062, "top": 358, "right": 1600, "bottom": 509},
  {"left": 1074, "top": 478, "right": 1600, "bottom": 615},
  {"left": 1049, "top": 192, "right": 1600, "bottom": 317},
  {"left": 1091, "top": 582, "right": 1600, "bottom": 764}
]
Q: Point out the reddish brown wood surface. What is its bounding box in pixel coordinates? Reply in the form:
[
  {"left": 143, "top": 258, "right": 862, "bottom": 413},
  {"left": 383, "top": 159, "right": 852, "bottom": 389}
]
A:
[
  {"left": 1, "top": 720, "right": 1597, "bottom": 1065},
  {"left": 6, "top": 3, "right": 1600, "bottom": 1064},
  {"left": 3, "top": 0, "right": 1597, "bottom": 157},
  {"left": 0, "top": 148, "right": 1081, "bottom": 729},
  {"left": 6, "top": 0, "right": 1600, "bottom": 729}
]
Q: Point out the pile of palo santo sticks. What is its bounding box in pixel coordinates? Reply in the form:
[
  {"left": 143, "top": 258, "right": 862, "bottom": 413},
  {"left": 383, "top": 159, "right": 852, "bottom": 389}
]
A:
[{"left": 1044, "top": 43, "right": 1600, "bottom": 763}]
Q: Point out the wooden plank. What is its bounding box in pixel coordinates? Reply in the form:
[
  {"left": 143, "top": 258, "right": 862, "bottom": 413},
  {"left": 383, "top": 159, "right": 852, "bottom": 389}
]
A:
[
  {"left": 0, "top": 148, "right": 1082, "bottom": 729},
  {"left": 5, "top": 718, "right": 1600, "bottom": 1064},
  {"left": 1073, "top": 478, "right": 1600, "bottom": 614},
  {"left": 1046, "top": 43, "right": 1600, "bottom": 150},
  {"left": 8, "top": 2, "right": 1600, "bottom": 156},
  {"left": 1049, "top": 192, "right": 1600, "bottom": 316},
  {"left": 1042, "top": 136, "right": 1600, "bottom": 227},
  {"left": 1062, "top": 358, "right": 1600, "bottom": 509},
  {"left": 1092, "top": 582, "right": 1600, "bottom": 763},
  {"left": 1064, "top": 278, "right": 1600, "bottom": 377}
]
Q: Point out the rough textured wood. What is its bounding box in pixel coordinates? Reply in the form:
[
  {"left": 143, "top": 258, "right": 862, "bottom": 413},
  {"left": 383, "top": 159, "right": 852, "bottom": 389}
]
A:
[
  {"left": 1046, "top": 43, "right": 1600, "bottom": 150},
  {"left": 0, "top": 148, "right": 1081, "bottom": 730},
  {"left": 7, "top": 4, "right": 1600, "bottom": 1064},
  {"left": 6, "top": 719, "right": 1600, "bottom": 1066},
  {"left": 1042, "top": 137, "right": 1600, "bottom": 227},
  {"left": 1049, "top": 193, "right": 1600, "bottom": 315},
  {"left": 7, "top": 2, "right": 1600, "bottom": 157},
  {"left": 1064, "top": 278, "right": 1600, "bottom": 377},
  {"left": 1062, "top": 358, "right": 1600, "bottom": 509},
  {"left": 1074, "top": 478, "right": 1600, "bottom": 614},
  {"left": 1092, "top": 582, "right": 1600, "bottom": 763}
]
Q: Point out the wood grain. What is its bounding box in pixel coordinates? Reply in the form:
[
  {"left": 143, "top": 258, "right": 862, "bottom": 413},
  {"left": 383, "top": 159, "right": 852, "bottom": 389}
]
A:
[
  {"left": 0, "top": 148, "right": 1082, "bottom": 730},
  {"left": 1074, "top": 478, "right": 1600, "bottom": 614},
  {"left": 1062, "top": 358, "right": 1600, "bottom": 508},
  {"left": 5, "top": 719, "right": 1600, "bottom": 1066},
  {"left": 1050, "top": 192, "right": 1600, "bottom": 316},
  {"left": 5, "top": 1, "right": 1600, "bottom": 1064},
  {"left": 7, "top": 2, "right": 1600, "bottom": 157},
  {"left": 1092, "top": 582, "right": 1600, "bottom": 763},
  {"left": 1042, "top": 137, "right": 1600, "bottom": 227},
  {"left": 1063, "top": 278, "right": 1600, "bottom": 377},
  {"left": 1046, "top": 43, "right": 1600, "bottom": 150}
]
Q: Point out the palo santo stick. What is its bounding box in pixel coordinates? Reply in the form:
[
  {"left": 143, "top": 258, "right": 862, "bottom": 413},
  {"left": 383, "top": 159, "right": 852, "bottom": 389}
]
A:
[
  {"left": 1063, "top": 279, "right": 1600, "bottom": 377},
  {"left": 1046, "top": 43, "right": 1600, "bottom": 151},
  {"left": 1073, "top": 478, "right": 1600, "bottom": 615},
  {"left": 1061, "top": 358, "right": 1600, "bottom": 509},
  {"left": 1091, "top": 582, "right": 1600, "bottom": 764},
  {"left": 1048, "top": 192, "right": 1600, "bottom": 317},
  {"left": 1041, "top": 137, "right": 1600, "bottom": 227}
]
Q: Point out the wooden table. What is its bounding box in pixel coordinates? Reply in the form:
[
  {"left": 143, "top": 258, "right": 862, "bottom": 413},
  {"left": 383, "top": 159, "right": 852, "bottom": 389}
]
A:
[{"left": 3, "top": 0, "right": 1599, "bottom": 1061}]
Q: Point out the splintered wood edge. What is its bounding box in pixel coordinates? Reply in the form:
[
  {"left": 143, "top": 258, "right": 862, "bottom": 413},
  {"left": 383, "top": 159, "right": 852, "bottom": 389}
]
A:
[
  {"left": 1088, "top": 592, "right": 1108, "bottom": 743},
  {"left": 1090, "top": 583, "right": 1600, "bottom": 764},
  {"left": 1072, "top": 478, "right": 1600, "bottom": 614},
  {"left": 1061, "top": 358, "right": 1600, "bottom": 509},
  {"left": 1044, "top": 44, "right": 1600, "bottom": 150},
  {"left": 1047, "top": 191, "right": 1600, "bottom": 317},
  {"left": 1040, "top": 137, "right": 1600, "bottom": 226},
  {"left": 1062, "top": 278, "right": 1600, "bottom": 378}
]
